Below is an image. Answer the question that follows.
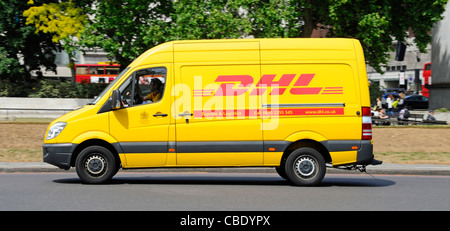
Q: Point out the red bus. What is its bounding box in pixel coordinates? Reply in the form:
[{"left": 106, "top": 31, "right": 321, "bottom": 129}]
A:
[
  {"left": 422, "top": 62, "right": 431, "bottom": 97},
  {"left": 75, "top": 63, "right": 120, "bottom": 84}
]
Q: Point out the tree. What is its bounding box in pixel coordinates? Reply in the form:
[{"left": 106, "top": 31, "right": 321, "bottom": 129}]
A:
[
  {"left": 0, "top": 0, "right": 58, "bottom": 88},
  {"left": 244, "top": 0, "right": 448, "bottom": 73},
  {"left": 171, "top": 0, "right": 252, "bottom": 40},
  {"left": 83, "top": 0, "right": 300, "bottom": 67},
  {"left": 81, "top": 0, "right": 174, "bottom": 69},
  {"left": 22, "top": 0, "right": 446, "bottom": 77},
  {"left": 171, "top": 0, "right": 447, "bottom": 73},
  {"left": 23, "top": 0, "right": 88, "bottom": 84},
  {"left": 326, "top": 0, "right": 448, "bottom": 73},
  {"left": 243, "top": 0, "right": 300, "bottom": 38}
]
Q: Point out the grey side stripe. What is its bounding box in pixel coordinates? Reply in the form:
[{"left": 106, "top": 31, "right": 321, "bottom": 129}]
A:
[
  {"left": 119, "top": 142, "right": 168, "bottom": 153},
  {"left": 177, "top": 141, "right": 264, "bottom": 153},
  {"left": 115, "top": 140, "right": 363, "bottom": 154}
]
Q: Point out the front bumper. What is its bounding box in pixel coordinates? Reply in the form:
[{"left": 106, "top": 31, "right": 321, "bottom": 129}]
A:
[{"left": 43, "top": 143, "right": 77, "bottom": 170}]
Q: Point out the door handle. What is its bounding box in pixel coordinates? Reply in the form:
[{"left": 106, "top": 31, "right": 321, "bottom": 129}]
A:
[
  {"left": 153, "top": 113, "right": 168, "bottom": 117},
  {"left": 178, "top": 113, "right": 193, "bottom": 117},
  {"left": 178, "top": 112, "right": 193, "bottom": 123}
]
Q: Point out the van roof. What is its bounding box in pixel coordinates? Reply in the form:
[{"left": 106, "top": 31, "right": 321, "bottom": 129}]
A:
[{"left": 130, "top": 38, "right": 359, "bottom": 67}]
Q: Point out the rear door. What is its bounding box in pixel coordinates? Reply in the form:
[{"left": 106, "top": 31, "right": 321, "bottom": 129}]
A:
[{"left": 259, "top": 39, "right": 361, "bottom": 166}]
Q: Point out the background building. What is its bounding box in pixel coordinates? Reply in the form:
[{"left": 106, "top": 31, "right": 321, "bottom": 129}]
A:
[
  {"left": 431, "top": 1, "right": 450, "bottom": 109},
  {"left": 366, "top": 39, "right": 431, "bottom": 93}
]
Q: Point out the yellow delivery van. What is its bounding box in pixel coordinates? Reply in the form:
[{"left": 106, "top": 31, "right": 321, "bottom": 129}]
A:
[{"left": 43, "top": 38, "right": 381, "bottom": 185}]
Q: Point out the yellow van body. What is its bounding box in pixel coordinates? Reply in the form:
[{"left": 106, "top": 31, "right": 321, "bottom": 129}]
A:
[{"left": 43, "top": 38, "right": 381, "bottom": 185}]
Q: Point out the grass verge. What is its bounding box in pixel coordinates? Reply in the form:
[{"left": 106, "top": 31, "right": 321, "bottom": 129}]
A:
[
  {"left": 0, "top": 148, "right": 42, "bottom": 162},
  {"left": 375, "top": 152, "right": 450, "bottom": 165}
]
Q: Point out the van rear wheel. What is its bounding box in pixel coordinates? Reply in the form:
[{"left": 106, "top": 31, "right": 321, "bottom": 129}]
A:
[
  {"left": 285, "top": 147, "right": 326, "bottom": 186},
  {"left": 75, "top": 146, "right": 117, "bottom": 184}
]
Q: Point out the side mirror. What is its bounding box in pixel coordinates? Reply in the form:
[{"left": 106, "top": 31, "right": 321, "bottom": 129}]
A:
[{"left": 111, "top": 90, "right": 123, "bottom": 110}]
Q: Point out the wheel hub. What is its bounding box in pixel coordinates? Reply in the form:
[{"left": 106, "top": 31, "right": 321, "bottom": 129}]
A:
[
  {"left": 85, "top": 155, "right": 106, "bottom": 175},
  {"left": 295, "top": 157, "right": 316, "bottom": 177}
]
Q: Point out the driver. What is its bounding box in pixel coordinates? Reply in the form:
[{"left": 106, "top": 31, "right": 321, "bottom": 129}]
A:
[{"left": 143, "top": 78, "right": 162, "bottom": 102}]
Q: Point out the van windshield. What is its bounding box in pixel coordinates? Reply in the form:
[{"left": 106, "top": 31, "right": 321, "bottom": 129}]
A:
[{"left": 89, "top": 67, "right": 130, "bottom": 105}]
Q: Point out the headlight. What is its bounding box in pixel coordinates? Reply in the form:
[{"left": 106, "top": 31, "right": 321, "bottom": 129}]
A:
[{"left": 46, "top": 122, "right": 67, "bottom": 140}]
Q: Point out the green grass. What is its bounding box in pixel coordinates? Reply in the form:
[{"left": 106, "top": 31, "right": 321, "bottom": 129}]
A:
[{"left": 375, "top": 152, "right": 450, "bottom": 165}]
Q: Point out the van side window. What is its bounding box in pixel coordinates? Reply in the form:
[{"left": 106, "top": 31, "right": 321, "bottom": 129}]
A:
[{"left": 118, "top": 67, "right": 167, "bottom": 107}]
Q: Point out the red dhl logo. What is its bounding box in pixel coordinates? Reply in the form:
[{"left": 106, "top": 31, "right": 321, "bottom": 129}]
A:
[
  {"left": 193, "top": 108, "right": 345, "bottom": 118},
  {"left": 194, "top": 74, "right": 343, "bottom": 97}
]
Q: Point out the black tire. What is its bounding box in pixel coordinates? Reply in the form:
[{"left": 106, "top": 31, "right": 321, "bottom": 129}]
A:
[
  {"left": 284, "top": 147, "right": 326, "bottom": 186},
  {"left": 75, "top": 146, "right": 118, "bottom": 184}
]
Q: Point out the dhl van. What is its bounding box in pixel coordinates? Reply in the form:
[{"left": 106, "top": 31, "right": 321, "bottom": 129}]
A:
[{"left": 43, "top": 38, "right": 382, "bottom": 185}]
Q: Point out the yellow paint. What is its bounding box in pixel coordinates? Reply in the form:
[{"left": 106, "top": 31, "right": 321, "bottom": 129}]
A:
[{"left": 330, "top": 151, "right": 358, "bottom": 166}]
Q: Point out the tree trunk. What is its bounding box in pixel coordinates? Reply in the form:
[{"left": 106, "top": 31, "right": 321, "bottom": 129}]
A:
[
  {"left": 69, "top": 58, "right": 76, "bottom": 86},
  {"left": 300, "top": 2, "right": 314, "bottom": 38}
]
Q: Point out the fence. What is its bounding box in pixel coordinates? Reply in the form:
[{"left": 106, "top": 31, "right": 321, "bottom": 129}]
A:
[{"left": 0, "top": 97, "right": 92, "bottom": 119}]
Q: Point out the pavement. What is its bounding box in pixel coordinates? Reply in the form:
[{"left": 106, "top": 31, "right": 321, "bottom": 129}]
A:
[{"left": 1, "top": 162, "right": 450, "bottom": 176}]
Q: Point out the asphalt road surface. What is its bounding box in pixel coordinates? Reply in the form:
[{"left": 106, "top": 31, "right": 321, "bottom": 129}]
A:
[{"left": 1, "top": 172, "right": 449, "bottom": 211}]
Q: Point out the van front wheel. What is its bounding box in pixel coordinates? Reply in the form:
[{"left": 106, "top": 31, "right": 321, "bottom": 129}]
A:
[
  {"left": 75, "top": 146, "right": 117, "bottom": 184},
  {"left": 285, "top": 148, "right": 326, "bottom": 186}
]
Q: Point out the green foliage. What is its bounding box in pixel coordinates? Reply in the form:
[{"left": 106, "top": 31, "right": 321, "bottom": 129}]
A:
[
  {"left": 1, "top": 79, "right": 105, "bottom": 98},
  {"left": 23, "top": 0, "right": 89, "bottom": 84},
  {"left": 0, "top": 80, "right": 36, "bottom": 97},
  {"left": 171, "top": 0, "right": 251, "bottom": 39},
  {"left": 436, "top": 108, "right": 449, "bottom": 112},
  {"left": 80, "top": 0, "right": 447, "bottom": 73},
  {"left": 0, "top": 47, "right": 16, "bottom": 75},
  {"left": 28, "top": 80, "right": 106, "bottom": 98},
  {"left": 244, "top": 0, "right": 302, "bottom": 38},
  {"left": 81, "top": 0, "right": 174, "bottom": 68},
  {"left": 81, "top": 0, "right": 306, "bottom": 67},
  {"left": 71, "top": 81, "right": 107, "bottom": 98},
  {"left": 328, "top": 0, "right": 448, "bottom": 73},
  {"left": 23, "top": 1, "right": 87, "bottom": 43},
  {"left": 6, "top": 0, "right": 449, "bottom": 87},
  {"left": 369, "top": 81, "right": 383, "bottom": 106},
  {"left": 0, "top": 0, "right": 58, "bottom": 82}
]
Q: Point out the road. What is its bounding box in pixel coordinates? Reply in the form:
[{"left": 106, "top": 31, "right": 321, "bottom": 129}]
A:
[{"left": 1, "top": 172, "right": 449, "bottom": 211}]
